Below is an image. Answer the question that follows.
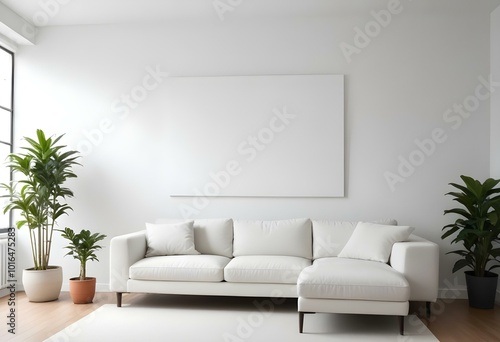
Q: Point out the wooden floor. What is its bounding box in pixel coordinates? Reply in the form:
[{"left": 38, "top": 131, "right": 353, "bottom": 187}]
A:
[
  {"left": 410, "top": 300, "right": 500, "bottom": 341},
  {"left": 1, "top": 292, "right": 499, "bottom": 341}
]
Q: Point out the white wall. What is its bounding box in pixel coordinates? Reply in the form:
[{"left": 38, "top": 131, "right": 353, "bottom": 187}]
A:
[
  {"left": 492, "top": 6, "right": 500, "bottom": 179},
  {"left": 491, "top": 5, "right": 500, "bottom": 300},
  {"left": 12, "top": 5, "right": 494, "bottom": 296}
]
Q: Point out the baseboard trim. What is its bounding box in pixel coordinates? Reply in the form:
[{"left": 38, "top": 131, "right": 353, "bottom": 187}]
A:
[
  {"left": 0, "top": 288, "right": 9, "bottom": 298},
  {"left": 438, "top": 287, "right": 500, "bottom": 304},
  {"left": 438, "top": 288, "right": 468, "bottom": 300}
]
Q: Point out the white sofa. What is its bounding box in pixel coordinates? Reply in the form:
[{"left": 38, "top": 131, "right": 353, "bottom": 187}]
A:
[{"left": 109, "top": 218, "right": 439, "bottom": 335}]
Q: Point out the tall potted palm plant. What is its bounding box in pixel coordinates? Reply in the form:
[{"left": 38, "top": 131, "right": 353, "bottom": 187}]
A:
[
  {"left": 442, "top": 175, "right": 500, "bottom": 309},
  {"left": 1, "top": 129, "right": 80, "bottom": 302}
]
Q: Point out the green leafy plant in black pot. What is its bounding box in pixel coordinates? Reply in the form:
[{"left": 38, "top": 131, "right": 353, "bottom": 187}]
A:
[
  {"left": 58, "top": 227, "right": 107, "bottom": 304},
  {"left": 442, "top": 175, "right": 500, "bottom": 309}
]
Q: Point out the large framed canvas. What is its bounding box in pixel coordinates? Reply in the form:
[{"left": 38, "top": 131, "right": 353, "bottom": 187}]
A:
[{"left": 166, "top": 74, "right": 344, "bottom": 197}]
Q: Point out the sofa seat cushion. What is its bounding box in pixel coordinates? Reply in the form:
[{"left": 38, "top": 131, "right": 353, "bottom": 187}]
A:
[
  {"left": 224, "top": 256, "right": 311, "bottom": 284},
  {"left": 129, "top": 255, "right": 231, "bottom": 282},
  {"left": 297, "top": 258, "right": 410, "bottom": 301}
]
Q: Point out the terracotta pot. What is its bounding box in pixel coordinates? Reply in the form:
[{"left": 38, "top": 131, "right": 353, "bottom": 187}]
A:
[
  {"left": 69, "top": 277, "right": 96, "bottom": 304},
  {"left": 23, "top": 266, "right": 63, "bottom": 302}
]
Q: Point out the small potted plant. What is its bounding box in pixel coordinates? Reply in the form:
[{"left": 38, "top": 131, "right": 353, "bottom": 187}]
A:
[
  {"left": 58, "top": 227, "right": 107, "bottom": 304},
  {"left": 442, "top": 175, "right": 500, "bottom": 309}
]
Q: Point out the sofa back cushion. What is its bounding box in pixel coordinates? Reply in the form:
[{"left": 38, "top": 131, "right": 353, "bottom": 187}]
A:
[
  {"left": 156, "top": 218, "right": 233, "bottom": 258},
  {"left": 233, "top": 218, "right": 312, "bottom": 259},
  {"left": 193, "top": 218, "right": 233, "bottom": 258},
  {"left": 312, "top": 219, "right": 397, "bottom": 259}
]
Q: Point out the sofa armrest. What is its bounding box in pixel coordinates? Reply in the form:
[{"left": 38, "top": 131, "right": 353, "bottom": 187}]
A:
[
  {"left": 390, "top": 235, "right": 439, "bottom": 302},
  {"left": 109, "top": 230, "right": 147, "bottom": 292}
]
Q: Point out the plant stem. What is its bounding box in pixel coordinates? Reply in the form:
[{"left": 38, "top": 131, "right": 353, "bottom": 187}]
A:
[{"left": 80, "top": 261, "right": 86, "bottom": 280}]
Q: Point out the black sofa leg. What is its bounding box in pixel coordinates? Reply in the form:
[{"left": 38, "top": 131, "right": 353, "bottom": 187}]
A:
[
  {"left": 299, "top": 312, "right": 315, "bottom": 333},
  {"left": 426, "top": 301, "right": 431, "bottom": 318},
  {"left": 117, "top": 292, "right": 122, "bottom": 307},
  {"left": 299, "top": 312, "right": 304, "bottom": 333},
  {"left": 398, "top": 316, "right": 404, "bottom": 335}
]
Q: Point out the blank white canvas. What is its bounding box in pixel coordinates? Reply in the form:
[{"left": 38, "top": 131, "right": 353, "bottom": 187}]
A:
[{"left": 167, "top": 74, "right": 344, "bottom": 197}]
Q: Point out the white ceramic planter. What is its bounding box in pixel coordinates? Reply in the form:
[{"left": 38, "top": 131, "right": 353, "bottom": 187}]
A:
[{"left": 22, "top": 266, "right": 63, "bottom": 302}]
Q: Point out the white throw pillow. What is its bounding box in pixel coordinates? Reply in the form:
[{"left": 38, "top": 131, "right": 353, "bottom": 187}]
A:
[
  {"left": 153, "top": 218, "right": 233, "bottom": 257},
  {"left": 312, "top": 219, "right": 398, "bottom": 259},
  {"left": 145, "top": 221, "right": 200, "bottom": 257},
  {"left": 338, "top": 222, "right": 414, "bottom": 263}
]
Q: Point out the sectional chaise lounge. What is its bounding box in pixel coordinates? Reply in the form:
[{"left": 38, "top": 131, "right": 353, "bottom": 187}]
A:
[{"left": 109, "top": 218, "right": 439, "bottom": 335}]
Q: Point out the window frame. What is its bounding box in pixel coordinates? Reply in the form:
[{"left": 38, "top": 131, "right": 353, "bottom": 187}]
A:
[{"left": 0, "top": 45, "right": 14, "bottom": 235}]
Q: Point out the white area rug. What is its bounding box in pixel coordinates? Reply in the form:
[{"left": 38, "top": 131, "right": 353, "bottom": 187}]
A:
[{"left": 45, "top": 295, "right": 438, "bottom": 342}]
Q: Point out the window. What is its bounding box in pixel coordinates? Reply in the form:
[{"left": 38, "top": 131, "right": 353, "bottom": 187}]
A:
[{"left": 0, "top": 46, "right": 14, "bottom": 234}]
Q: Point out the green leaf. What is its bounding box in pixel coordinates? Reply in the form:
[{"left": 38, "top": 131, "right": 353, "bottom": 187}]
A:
[
  {"left": 58, "top": 227, "right": 107, "bottom": 278},
  {"left": 452, "top": 259, "right": 472, "bottom": 273}
]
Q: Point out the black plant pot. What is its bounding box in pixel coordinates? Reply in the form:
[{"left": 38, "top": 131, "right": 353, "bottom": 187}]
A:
[{"left": 465, "top": 271, "right": 498, "bottom": 309}]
